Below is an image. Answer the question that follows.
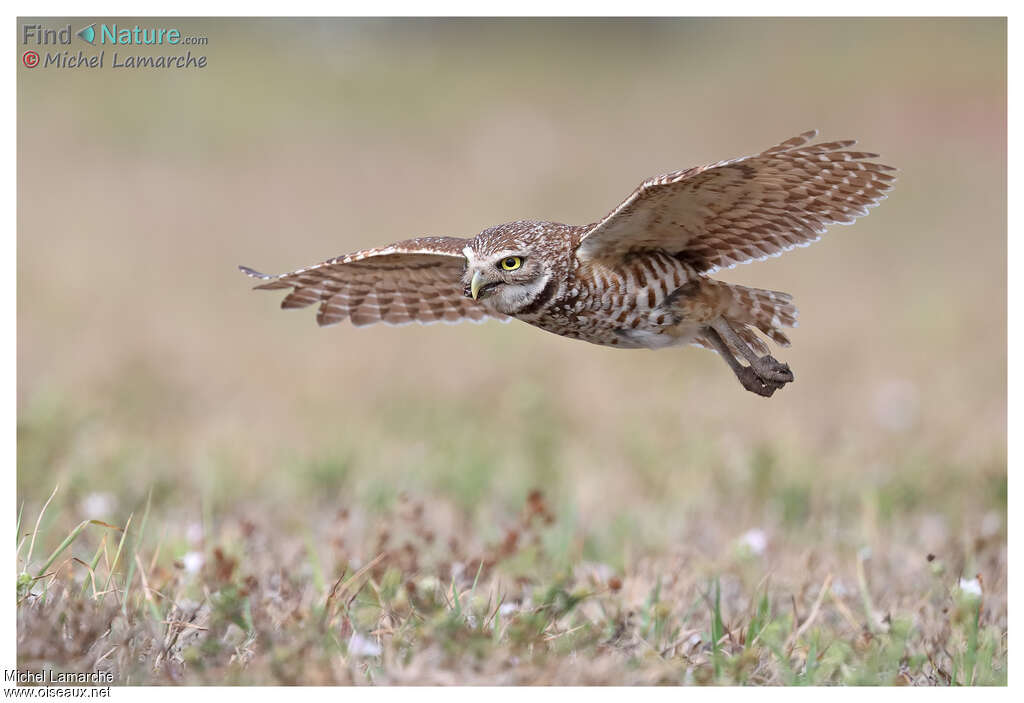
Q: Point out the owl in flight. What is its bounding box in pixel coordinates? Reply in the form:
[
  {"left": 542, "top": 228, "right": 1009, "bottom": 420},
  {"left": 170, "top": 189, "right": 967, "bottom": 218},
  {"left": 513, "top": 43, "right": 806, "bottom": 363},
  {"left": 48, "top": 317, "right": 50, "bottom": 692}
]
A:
[{"left": 241, "top": 131, "right": 894, "bottom": 396}]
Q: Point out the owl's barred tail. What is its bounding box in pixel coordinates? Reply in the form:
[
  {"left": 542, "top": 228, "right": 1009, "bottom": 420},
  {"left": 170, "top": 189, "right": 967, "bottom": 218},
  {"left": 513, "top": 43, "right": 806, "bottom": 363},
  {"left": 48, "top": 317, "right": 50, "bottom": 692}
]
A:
[{"left": 720, "top": 282, "right": 798, "bottom": 353}]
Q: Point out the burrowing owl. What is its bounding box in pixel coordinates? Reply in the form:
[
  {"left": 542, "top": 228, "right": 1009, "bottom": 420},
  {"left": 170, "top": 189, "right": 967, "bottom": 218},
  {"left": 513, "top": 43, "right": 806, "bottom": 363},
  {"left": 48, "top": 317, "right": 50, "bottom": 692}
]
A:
[{"left": 241, "top": 130, "right": 894, "bottom": 396}]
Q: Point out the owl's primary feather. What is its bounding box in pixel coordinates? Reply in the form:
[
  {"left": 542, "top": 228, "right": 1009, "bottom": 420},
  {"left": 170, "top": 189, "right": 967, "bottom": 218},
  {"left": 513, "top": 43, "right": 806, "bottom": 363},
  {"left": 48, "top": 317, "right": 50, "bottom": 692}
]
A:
[{"left": 241, "top": 131, "right": 895, "bottom": 397}]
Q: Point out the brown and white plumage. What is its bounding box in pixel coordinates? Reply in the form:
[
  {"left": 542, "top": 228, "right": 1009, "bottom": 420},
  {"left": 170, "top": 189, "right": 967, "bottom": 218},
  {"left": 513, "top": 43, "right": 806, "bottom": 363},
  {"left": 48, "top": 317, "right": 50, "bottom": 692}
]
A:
[
  {"left": 242, "top": 131, "right": 895, "bottom": 396},
  {"left": 241, "top": 237, "right": 502, "bottom": 326},
  {"left": 578, "top": 130, "right": 892, "bottom": 270}
]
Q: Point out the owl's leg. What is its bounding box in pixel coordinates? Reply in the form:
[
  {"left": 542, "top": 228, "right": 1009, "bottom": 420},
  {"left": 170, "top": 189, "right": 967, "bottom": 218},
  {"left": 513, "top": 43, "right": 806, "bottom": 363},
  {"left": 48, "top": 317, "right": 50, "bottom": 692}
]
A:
[
  {"left": 708, "top": 318, "right": 793, "bottom": 396},
  {"left": 705, "top": 327, "right": 780, "bottom": 397}
]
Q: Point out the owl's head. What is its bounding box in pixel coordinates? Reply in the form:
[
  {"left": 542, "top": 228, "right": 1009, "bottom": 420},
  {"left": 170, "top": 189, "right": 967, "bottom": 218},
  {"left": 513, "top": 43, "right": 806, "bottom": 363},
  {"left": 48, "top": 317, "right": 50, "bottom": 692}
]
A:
[{"left": 461, "top": 220, "right": 561, "bottom": 315}]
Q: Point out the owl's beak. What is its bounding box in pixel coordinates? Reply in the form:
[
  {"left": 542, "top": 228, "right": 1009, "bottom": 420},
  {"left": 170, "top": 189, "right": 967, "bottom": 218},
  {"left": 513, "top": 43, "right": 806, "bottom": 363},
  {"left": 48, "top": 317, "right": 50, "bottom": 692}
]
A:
[{"left": 470, "top": 270, "right": 484, "bottom": 300}]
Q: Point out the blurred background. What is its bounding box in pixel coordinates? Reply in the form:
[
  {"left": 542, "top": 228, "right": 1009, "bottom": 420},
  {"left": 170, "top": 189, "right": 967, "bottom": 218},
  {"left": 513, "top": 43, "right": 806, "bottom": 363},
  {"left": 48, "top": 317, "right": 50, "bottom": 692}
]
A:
[{"left": 17, "top": 16, "right": 1005, "bottom": 649}]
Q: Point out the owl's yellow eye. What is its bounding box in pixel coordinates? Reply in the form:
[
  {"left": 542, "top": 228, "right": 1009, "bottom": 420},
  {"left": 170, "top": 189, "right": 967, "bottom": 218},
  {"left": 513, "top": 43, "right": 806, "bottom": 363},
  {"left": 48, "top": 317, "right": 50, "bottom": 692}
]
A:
[{"left": 500, "top": 256, "right": 523, "bottom": 271}]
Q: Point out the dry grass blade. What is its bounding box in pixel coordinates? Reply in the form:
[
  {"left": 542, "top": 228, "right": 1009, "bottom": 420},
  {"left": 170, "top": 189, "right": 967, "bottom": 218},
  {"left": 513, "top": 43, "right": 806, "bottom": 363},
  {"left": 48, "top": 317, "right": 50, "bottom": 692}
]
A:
[
  {"left": 786, "top": 574, "right": 832, "bottom": 651},
  {"left": 34, "top": 519, "right": 123, "bottom": 581},
  {"left": 484, "top": 592, "right": 506, "bottom": 629},
  {"left": 162, "top": 621, "right": 209, "bottom": 631},
  {"left": 324, "top": 552, "right": 387, "bottom": 620},
  {"left": 16, "top": 501, "right": 24, "bottom": 550},
  {"left": 148, "top": 528, "right": 166, "bottom": 574},
  {"left": 25, "top": 484, "right": 59, "bottom": 568},
  {"left": 828, "top": 588, "right": 862, "bottom": 633},
  {"left": 80, "top": 534, "right": 107, "bottom": 598},
  {"left": 88, "top": 520, "right": 123, "bottom": 531},
  {"left": 544, "top": 624, "right": 586, "bottom": 642},
  {"left": 71, "top": 557, "right": 96, "bottom": 592},
  {"left": 94, "top": 647, "right": 118, "bottom": 667},
  {"left": 857, "top": 552, "right": 882, "bottom": 633},
  {"left": 123, "top": 491, "right": 153, "bottom": 616},
  {"left": 135, "top": 553, "right": 162, "bottom": 624},
  {"left": 101, "top": 513, "right": 133, "bottom": 603}
]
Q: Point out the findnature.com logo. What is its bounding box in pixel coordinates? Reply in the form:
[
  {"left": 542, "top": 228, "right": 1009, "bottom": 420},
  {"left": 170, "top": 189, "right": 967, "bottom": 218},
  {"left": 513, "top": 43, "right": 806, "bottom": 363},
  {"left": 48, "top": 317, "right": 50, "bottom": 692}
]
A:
[
  {"left": 23, "top": 23, "right": 208, "bottom": 46},
  {"left": 21, "top": 22, "right": 209, "bottom": 70}
]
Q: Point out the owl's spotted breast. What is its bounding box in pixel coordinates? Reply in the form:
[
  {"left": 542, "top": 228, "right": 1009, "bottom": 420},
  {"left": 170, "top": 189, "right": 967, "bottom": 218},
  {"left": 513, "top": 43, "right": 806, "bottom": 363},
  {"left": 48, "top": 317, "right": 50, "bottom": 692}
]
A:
[{"left": 506, "top": 248, "right": 703, "bottom": 348}]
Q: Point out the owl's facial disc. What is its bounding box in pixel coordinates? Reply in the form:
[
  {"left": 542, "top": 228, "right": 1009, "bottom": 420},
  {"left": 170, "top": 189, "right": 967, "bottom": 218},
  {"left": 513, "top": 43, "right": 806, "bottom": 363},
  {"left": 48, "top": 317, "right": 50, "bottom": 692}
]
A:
[
  {"left": 463, "top": 251, "right": 549, "bottom": 314},
  {"left": 468, "top": 255, "right": 528, "bottom": 299}
]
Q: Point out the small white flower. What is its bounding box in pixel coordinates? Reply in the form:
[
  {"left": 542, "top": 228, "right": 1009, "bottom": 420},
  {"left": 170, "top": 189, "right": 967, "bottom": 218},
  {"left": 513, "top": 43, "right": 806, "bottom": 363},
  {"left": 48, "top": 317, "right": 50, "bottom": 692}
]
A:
[
  {"left": 499, "top": 602, "right": 520, "bottom": 616},
  {"left": 182, "top": 551, "right": 204, "bottom": 574},
  {"left": 80, "top": 492, "right": 114, "bottom": 517},
  {"left": 959, "top": 577, "right": 982, "bottom": 597},
  {"left": 417, "top": 576, "right": 440, "bottom": 594},
  {"left": 739, "top": 529, "right": 767, "bottom": 555},
  {"left": 347, "top": 632, "right": 382, "bottom": 657}
]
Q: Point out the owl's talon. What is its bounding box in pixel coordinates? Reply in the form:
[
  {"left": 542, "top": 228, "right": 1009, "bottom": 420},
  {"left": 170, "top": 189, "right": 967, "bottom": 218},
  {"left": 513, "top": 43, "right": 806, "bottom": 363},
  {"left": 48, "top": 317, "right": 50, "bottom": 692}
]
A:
[
  {"left": 737, "top": 356, "right": 793, "bottom": 397},
  {"left": 737, "top": 367, "right": 781, "bottom": 397},
  {"left": 752, "top": 356, "right": 794, "bottom": 384}
]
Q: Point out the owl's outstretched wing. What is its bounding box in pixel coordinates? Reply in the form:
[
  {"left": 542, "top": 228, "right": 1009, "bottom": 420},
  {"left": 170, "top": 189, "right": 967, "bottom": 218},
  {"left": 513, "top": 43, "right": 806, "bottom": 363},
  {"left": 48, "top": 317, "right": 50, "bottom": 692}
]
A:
[
  {"left": 576, "top": 130, "right": 896, "bottom": 273},
  {"left": 240, "top": 236, "right": 504, "bottom": 326}
]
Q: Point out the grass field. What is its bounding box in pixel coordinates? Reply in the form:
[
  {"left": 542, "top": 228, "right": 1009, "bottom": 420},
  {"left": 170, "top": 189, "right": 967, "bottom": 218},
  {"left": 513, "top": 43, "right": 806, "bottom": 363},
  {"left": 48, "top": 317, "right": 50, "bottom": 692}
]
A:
[{"left": 16, "top": 18, "right": 1006, "bottom": 684}]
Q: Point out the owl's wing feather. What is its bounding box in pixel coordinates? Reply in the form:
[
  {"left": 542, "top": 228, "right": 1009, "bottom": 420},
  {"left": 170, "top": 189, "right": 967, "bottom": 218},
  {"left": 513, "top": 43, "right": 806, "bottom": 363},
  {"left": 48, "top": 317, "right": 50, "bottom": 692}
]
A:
[
  {"left": 576, "top": 130, "right": 896, "bottom": 272},
  {"left": 240, "top": 236, "right": 504, "bottom": 327}
]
